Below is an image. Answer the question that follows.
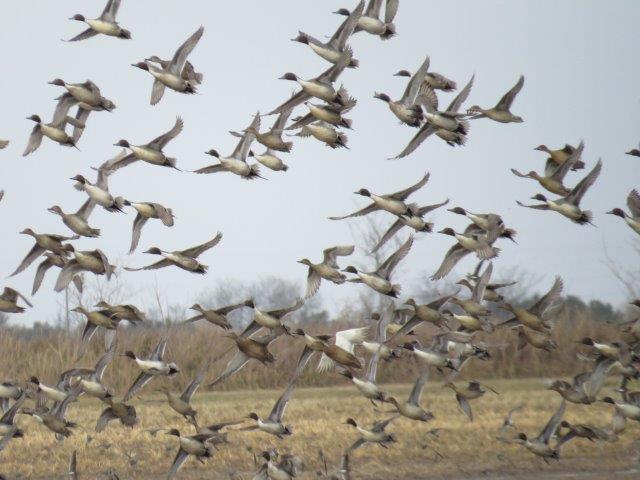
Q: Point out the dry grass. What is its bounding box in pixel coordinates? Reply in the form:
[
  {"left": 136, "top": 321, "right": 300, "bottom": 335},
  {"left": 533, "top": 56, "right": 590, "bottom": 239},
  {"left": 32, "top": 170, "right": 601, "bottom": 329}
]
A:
[{"left": 2, "top": 379, "right": 639, "bottom": 479}]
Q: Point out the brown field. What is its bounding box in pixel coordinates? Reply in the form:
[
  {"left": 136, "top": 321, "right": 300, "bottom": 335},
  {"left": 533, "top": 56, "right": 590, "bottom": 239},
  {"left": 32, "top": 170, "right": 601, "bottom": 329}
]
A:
[{"left": 2, "top": 379, "right": 639, "bottom": 479}]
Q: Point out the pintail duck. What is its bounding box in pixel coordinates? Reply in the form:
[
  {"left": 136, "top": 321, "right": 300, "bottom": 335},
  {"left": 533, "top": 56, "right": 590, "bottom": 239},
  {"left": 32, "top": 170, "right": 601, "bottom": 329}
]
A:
[
  {"left": 335, "top": 0, "right": 399, "bottom": 39},
  {"left": 579, "top": 338, "right": 634, "bottom": 366},
  {"left": 249, "top": 149, "right": 288, "bottom": 172},
  {"left": 242, "top": 382, "right": 296, "bottom": 438},
  {"left": 444, "top": 381, "right": 498, "bottom": 421},
  {"left": 547, "top": 360, "right": 611, "bottom": 405},
  {"left": 374, "top": 56, "right": 431, "bottom": 127},
  {"left": 10, "top": 229, "right": 77, "bottom": 277},
  {"left": 447, "top": 207, "right": 517, "bottom": 242},
  {"left": 126, "top": 232, "right": 222, "bottom": 274},
  {"left": 601, "top": 378, "right": 640, "bottom": 421},
  {"left": 385, "top": 294, "right": 454, "bottom": 342},
  {"left": 298, "top": 245, "right": 355, "bottom": 298},
  {"left": 292, "top": 1, "right": 363, "bottom": 67},
  {"left": 122, "top": 336, "right": 179, "bottom": 401},
  {"left": 535, "top": 143, "right": 585, "bottom": 173},
  {"left": 0, "top": 140, "right": 8, "bottom": 149},
  {"left": 291, "top": 121, "right": 349, "bottom": 149},
  {"left": 71, "top": 172, "right": 126, "bottom": 213},
  {"left": 255, "top": 450, "right": 304, "bottom": 480},
  {"left": 0, "top": 382, "right": 22, "bottom": 414},
  {"left": 383, "top": 367, "right": 433, "bottom": 422},
  {"left": 287, "top": 95, "right": 356, "bottom": 131},
  {"left": 626, "top": 143, "right": 640, "bottom": 157},
  {"left": 467, "top": 75, "right": 525, "bottom": 123},
  {"left": 48, "top": 78, "right": 115, "bottom": 142},
  {"left": 29, "top": 373, "right": 78, "bottom": 404},
  {"left": 54, "top": 247, "right": 114, "bottom": 292},
  {"left": 95, "top": 301, "right": 147, "bottom": 323},
  {"left": 394, "top": 68, "right": 457, "bottom": 92},
  {"left": 0, "top": 392, "right": 26, "bottom": 451},
  {"left": 194, "top": 114, "right": 262, "bottom": 179},
  {"left": 607, "top": 189, "right": 640, "bottom": 236},
  {"left": 241, "top": 298, "right": 305, "bottom": 338},
  {"left": 0, "top": 287, "right": 32, "bottom": 314},
  {"left": 23, "top": 387, "right": 80, "bottom": 438},
  {"left": 145, "top": 57, "right": 203, "bottom": 86},
  {"left": 498, "top": 277, "right": 563, "bottom": 331},
  {"left": 372, "top": 198, "right": 449, "bottom": 253},
  {"left": 132, "top": 26, "right": 204, "bottom": 105},
  {"left": 61, "top": 341, "right": 116, "bottom": 399},
  {"left": 514, "top": 400, "right": 567, "bottom": 462},
  {"left": 432, "top": 226, "right": 500, "bottom": 280},
  {"left": 157, "top": 363, "right": 207, "bottom": 425},
  {"left": 23, "top": 110, "right": 81, "bottom": 156},
  {"left": 269, "top": 55, "right": 351, "bottom": 115},
  {"left": 184, "top": 299, "right": 253, "bottom": 330},
  {"left": 447, "top": 263, "right": 495, "bottom": 333},
  {"left": 458, "top": 261, "right": 516, "bottom": 303},
  {"left": 558, "top": 420, "right": 615, "bottom": 445},
  {"left": 391, "top": 75, "right": 474, "bottom": 159},
  {"left": 343, "top": 235, "right": 413, "bottom": 297},
  {"left": 112, "top": 117, "right": 183, "bottom": 171},
  {"left": 517, "top": 326, "right": 557, "bottom": 352},
  {"left": 330, "top": 172, "right": 430, "bottom": 220},
  {"left": 292, "top": 326, "right": 368, "bottom": 375},
  {"left": 165, "top": 428, "right": 216, "bottom": 480},
  {"left": 361, "top": 312, "right": 396, "bottom": 360},
  {"left": 67, "top": 0, "right": 131, "bottom": 41},
  {"left": 124, "top": 200, "right": 174, "bottom": 253},
  {"left": 96, "top": 397, "right": 138, "bottom": 432},
  {"left": 402, "top": 339, "right": 456, "bottom": 370},
  {"left": 241, "top": 109, "right": 294, "bottom": 153},
  {"left": 48, "top": 204, "right": 100, "bottom": 238},
  {"left": 518, "top": 159, "right": 602, "bottom": 225},
  {"left": 71, "top": 306, "right": 125, "bottom": 358},
  {"left": 344, "top": 415, "right": 398, "bottom": 452}
]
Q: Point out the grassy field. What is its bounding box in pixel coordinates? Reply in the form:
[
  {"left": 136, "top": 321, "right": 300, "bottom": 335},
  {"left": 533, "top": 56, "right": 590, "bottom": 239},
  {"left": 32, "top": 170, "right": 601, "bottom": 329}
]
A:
[{"left": 1, "top": 378, "right": 639, "bottom": 479}]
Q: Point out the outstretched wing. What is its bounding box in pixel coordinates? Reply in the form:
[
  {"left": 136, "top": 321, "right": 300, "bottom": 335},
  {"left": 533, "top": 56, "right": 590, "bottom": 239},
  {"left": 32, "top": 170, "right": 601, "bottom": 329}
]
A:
[
  {"left": 11, "top": 244, "right": 45, "bottom": 277},
  {"left": 100, "top": 0, "right": 121, "bottom": 22},
  {"left": 329, "top": 202, "right": 379, "bottom": 220},
  {"left": 376, "top": 235, "right": 413, "bottom": 279},
  {"left": 207, "top": 351, "right": 249, "bottom": 388},
  {"left": 123, "top": 371, "right": 153, "bottom": 402},
  {"left": 181, "top": 232, "right": 223, "bottom": 258},
  {"left": 170, "top": 26, "right": 205, "bottom": 74},
  {"left": 147, "top": 117, "right": 184, "bottom": 150},
  {"left": 431, "top": 244, "right": 469, "bottom": 280},
  {"left": 390, "top": 172, "right": 430, "bottom": 200},
  {"left": 529, "top": 277, "right": 563, "bottom": 317},
  {"left": 496, "top": 75, "right": 524, "bottom": 111},
  {"left": 565, "top": 159, "right": 602, "bottom": 207}
]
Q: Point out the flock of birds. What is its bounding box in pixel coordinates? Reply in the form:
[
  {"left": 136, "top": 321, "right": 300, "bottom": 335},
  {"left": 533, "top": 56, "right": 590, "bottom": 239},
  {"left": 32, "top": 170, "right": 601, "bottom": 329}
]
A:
[{"left": 1, "top": 0, "right": 640, "bottom": 479}]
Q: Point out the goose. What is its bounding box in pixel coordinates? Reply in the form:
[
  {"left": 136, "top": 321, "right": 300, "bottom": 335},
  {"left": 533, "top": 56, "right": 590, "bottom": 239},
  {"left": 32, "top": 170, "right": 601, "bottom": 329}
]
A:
[
  {"left": 145, "top": 57, "right": 203, "bottom": 86},
  {"left": 374, "top": 56, "right": 431, "bottom": 127},
  {"left": 0, "top": 287, "right": 33, "bottom": 314},
  {"left": 71, "top": 305, "right": 121, "bottom": 358},
  {"left": 249, "top": 149, "right": 289, "bottom": 172},
  {"left": 291, "top": 1, "right": 364, "bottom": 67},
  {"left": 607, "top": 189, "right": 640, "bottom": 236},
  {"left": 518, "top": 159, "right": 602, "bottom": 224},
  {"left": 61, "top": 341, "right": 117, "bottom": 399},
  {"left": 372, "top": 199, "right": 449, "bottom": 253},
  {"left": 48, "top": 203, "right": 100, "bottom": 238},
  {"left": 111, "top": 117, "right": 183, "bottom": 171},
  {"left": 122, "top": 336, "right": 180, "bottom": 401},
  {"left": 48, "top": 78, "right": 115, "bottom": 142},
  {"left": 498, "top": 277, "right": 563, "bottom": 331},
  {"left": 241, "top": 298, "right": 305, "bottom": 338},
  {"left": 342, "top": 235, "right": 413, "bottom": 297},
  {"left": 298, "top": 245, "right": 355, "bottom": 298},
  {"left": 467, "top": 75, "right": 525, "bottom": 123},
  {"left": 269, "top": 55, "right": 351, "bottom": 115},
  {"left": 287, "top": 96, "right": 356, "bottom": 131},
  {"left": 67, "top": 0, "right": 131, "bottom": 41},
  {"left": 512, "top": 141, "right": 585, "bottom": 196},
  {"left": 291, "top": 121, "right": 349, "bottom": 149},
  {"left": 194, "top": 113, "right": 262, "bottom": 179},
  {"left": 385, "top": 367, "right": 433, "bottom": 422},
  {"left": 165, "top": 429, "right": 216, "bottom": 480},
  {"left": 626, "top": 143, "right": 640, "bottom": 157},
  {"left": 10, "top": 229, "right": 77, "bottom": 277},
  {"left": 0, "top": 393, "right": 26, "bottom": 452},
  {"left": 157, "top": 363, "right": 207, "bottom": 425},
  {"left": 334, "top": 0, "right": 399, "bottom": 39},
  {"left": 242, "top": 382, "right": 296, "bottom": 438},
  {"left": 514, "top": 400, "right": 567, "bottom": 461},
  {"left": 444, "top": 381, "right": 498, "bottom": 421},
  {"left": 385, "top": 294, "right": 454, "bottom": 342},
  {"left": 94, "top": 301, "right": 147, "bottom": 323},
  {"left": 394, "top": 68, "right": 457, "bottom": 92},
  {"left": 344, "top": 416, "right": 398, "bottom": 452},
  {"left": 96, "top": 397, "right": 138, "bottom": 432},
  {"left": 330, "top": 172, "right": 429, "bottom": 220},
  {"left": 535, "top": 143, "right": 585, "bottom": 173},
  {"left": 54, "top": 247, "right": 114, "bottom": 292},
  {"left": 292, "top": 326, "right": 368, "bottom": 375},
  {"left": 124, "top": 200, "right": 174, "bottom": 253},
  {"left": 132, "top": 26, "right": 204, "bottom": 105},
  {"left": 125, "top": 232, "right": 222, "bottom": 274},
  {"left": 184, "top": 299, "right": 253, "bottom": 330}
]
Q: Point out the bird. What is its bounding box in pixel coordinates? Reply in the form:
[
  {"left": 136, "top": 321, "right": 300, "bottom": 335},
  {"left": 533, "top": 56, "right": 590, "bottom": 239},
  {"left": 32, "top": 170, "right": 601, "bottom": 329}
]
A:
[
  {"left": 67, "top": 0, "right": 131, "bottom": 41},
  {"left": 124, "top": 200, "right": 175, "bottom": 253},
  {"left": 344, "top": 416, "right": 398, "bottom": 451},
  {"left": 54, "top": 247, "right": 114, "bottom": 292},
  {"left": 342, "top": 235, "right": 413, "bottom": 297},
  {"left": 96, "top": 398, "right": 138, "bottom": 433},
  {"left": 384, "top": 367, "right": 434, "bottom": 422},
  {"left": 125, "top": 232, "right": 222, "bottom": 274},
  {"left": 402, "top": 339, "right": 456, "bottom": 371},
  {"left": 184, "top": 300, "right": 253, "bottom": 330},
  {"left": 71, "top": 305, "right": 121, "bottom": 358},
  {"left": 607, "top": 189, "right": 640, "bottom": 236},
  {"left": 513, "top": 400, "right": 567, "bottom": 462},
  {"left": 467, "top": 75, "right": 525, "bottom": 123},
  {"left": 242, "top": 382, "right": 296, "bottom": 438},
  {"left": 121, "top": 336, "right": 180, "bottom": 401},
  {"left": 249, "top": 149, "right": 289, "bottom": 172},
  {"left": 241, "top": 298, "right": 305, "bottom": 338},
  {"left": 132, "top": 26, "right": 204, "bottom": 105},
  {"left": 385, "top": 293, "right": 454, "bottom": 341},
  {"left": 498, "top": 276, "right": 563, "bottom": 331},
  {"left": 157, "top": 362, "right": 207, "bottom": 425},
  {"left": 94, "top": 301, "right": 147, "bottom": 323},
  {"left": 0, "top": 287, "right": 33, "bottom": 314},
  {"left": 164, "top": 429, "right": 216, "bottom": 480},
  {"left": 394, "top": 66, "right": 457, "bottom": 92},
  {"left": 535, "top": 143, "right": 585, "bottom": 173},
  {"left": 334, "top": 0, "right": 399, "bottom": 40},
  {"left": 145, "top": 57, "right": 203, "bottom": 87},
  {"left": 457, "top": 261, "right": 516, "bottom": 303},
  {"left": 626, "top": 143, "right": 640, "bottom": 157},
  {"left": 517, "top": 159, "right": 602, "bottom": 224},
  {"left": 61, "top": 340, "right": 117, "bottom": 399},
  {"left": 444, "top": 381, "right": 498, "bottom": 421},
  {"left": 22, "top": 113, "right": 80, "bottom": 156},
  {"left": 298, "top": 245, "right": 355, "bottom": 298},
  {"left": 241, "top": 108, "right": 294, "bottom": 153},
  {"left": 330, "top": 172, "right": 430, "bottom": 220},
  {"left": 48, "top": 203, "right": 101, "bottom": 238},
  {"left": 254, "top": 450, "right": 304, "bottom": 480},
  {"left": 0, "top": 140, "right": 8, "bottom": 149},
  {"left": 111, "top": 117, "right": 184, "bottom": 171},
  {"left": 291, "top": 120, "right": 349, "bottom": 149},
  {"left": 10, "top": 229, "right": 77, "bottom": 278},
  {"left": 0, "top": 393, "right": 26, "bottom": 452},
  {"left": 23, "top": 388, "right": 80, "bottom": 438},
  {"left": 446, "top": 262, "right": 496, "bottom": 333},
  {"left": 286, "top": 93, "right": 357, "bottom": 131}
]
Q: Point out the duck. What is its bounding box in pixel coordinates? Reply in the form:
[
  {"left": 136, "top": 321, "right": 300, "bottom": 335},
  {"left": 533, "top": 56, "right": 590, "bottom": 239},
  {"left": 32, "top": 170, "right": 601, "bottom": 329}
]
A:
[
  {"left": 517, "top": 159, "right": 602, "bottom": 225},
  {"left": 394, "top": 68, "right": 457, "bottom": 92},
  {"left": 342, "top": 235, "right": 413, "bottom": 297},
  {"left": 29, "top": 373, "right": 78, "bottom": 403},
  {"left": 498, "top": 277, "right": 563, "bottom": 331},
  {"left": 194, "top": 114, "right": 262, "bottom": 179},
  {"left": 384, "top": 368, "right": 433, "bottom": 422},
  {"left": 67, "top": 0, "right": 131, "bottom": 41},
  {"left": 132, "top": 26, "right": 204, "bottom": 105},
  {"left": 514, "top": 400, "right": 567, "bottom": 462},
  {"left": 23, "top": 388, "right": 80, "bottom": 438},
  {"left": 334, "top": 0, "right": 399, "bottom": 39},
  {"left": 558, "top": 420, "right": 615, "bottom": 445},
  {"left": 535, "top": 143, "right": 585, "bottom": 173},
  {"left": 372, "top": 199, "right": 449, "bottom": 253},
  {"left": 0, "top": 382, "right": 22, "bottom": 414},
  {"left": 512, "top": 141, "right": 585, "bottom": 196},
  {"left": 385, "top": 294, "right": 453, "bottom": 342},
  {"left": 157, "top": 363, "right": 207, "bottom": 425},
  {"left": 70, "top": 173, "right": 126, "bottom": 213},
  {"left": 447, "top": 263, "right": 495, "bottom": 333},
  {"left": 122, "top": 336, "right": 180, "bottom": 401},
  {"left": 249, "top": 149, "right": 289, "bottom": 172},
  {"left": 457, "top": 261, "right": 516, "bottom": 303},
  {"left": 22, "top": 111, "right": 80, "bottom": 156},
  {"left": 48, "top": 78, "right": 115, "bottom": 142},
  {"left": 48, "top": 204, "right": 100, "bottom": 238},
  {"left": 402, "top": 340, "right": 456, "bottom": 370},
  {"left": 516, "top": 326, "right": 557, "bottom": 352},
  {"left": 242, "top": 382, "right": 296, "bottom": 439},
  {"left": 0, "top": 393, "right": 26, "bottom": 451},
  {"left": 579, "top": 338, "right": 634, "bottom": 366},
  {"left": 444, "top": 381, "right": 498, "bottom": 421},
  {"left": 626, "top": 143, "right": 640, "bottom": 157},
  {"left": 467, "top": 75, "right": 524, "bottom": 123},
  {"left": 255, "top": 450, "right": 304, "bottom": 480},
  {"left": 96, "top": 397, "right": 138, "bottom": 432},
  {"left": 374, "top": 56, "right": 431, "bottom": 127},
  {"left": 293, "top": 326, "right": 368, "bottom": 374},
  {"left": 392, "top": 75, "right": 474, "bottom": 159},
  {"left": 547, "top": 361, "right": 611, "bottom": 405},
  {"left": 111, "top": 117, "right": 183, "bottom": 171},
  {"left": 607, "top": 189, "right": 640, "bottom": 236},
  {"left": 61, "top": 341, "right": 116, "bottom": 399},
  {"left": 71, "top": 305, "right": 121, "bottom": 358},
  {"left": 125, "top": 232, "right": 222, "bottom": 274},
  {"left": 184, "top": 299, "right": 253, "bottom": 330},
  {"left": 447, "top": 207, "right": 516, "bottom": 241},
  {"left": 0, "top": 140, "right": 8, "bottom": 149},
  {"left": 344, "top": 416, "right": 398, "bottom": 452},
  {"left": 95, "top": 301, "right": 147, "bottom": 323},
  {"left": 54, "top": 247, "right": 114, "bottom": 292},
  {"left": 292, "top": 1, "right": 363, "bottom": 67},
  {"left": 291, "top": 121, "right": 349, "bottom": 149},
  {"left": 145, "top": 57, "right": 203, "bottom": 86},
  {"left": 269, "top": 55, "right": 351, "bottom": 115},
  {"left": 287, "top": 95, "right": 356, "bottom": 131},
  {"left": 0, "top": 287, "right": 33, "bottom": 314},
  {"left": 432, "top": 226, "right": 500, "bottom": 280},
  {"left": 241, "top": 298, "right": 305, "bottom": 338},
  {"left": 165, "top": 429, "right": 216, "bottom": 480},
  {"left": 298, "top": 245, "right": 355, "bottom": 298},
  {"left": 124, "top": 200, "right": 175, "bottom": 253},
  {"left": 242, "top": 109, "right": 294, "bottom": 152},
  {"left": 10, "top": 229, "right": 77, "bottom": 277},
  {"left": 330, "top": 172, "right": 429, "bottom": 220}
]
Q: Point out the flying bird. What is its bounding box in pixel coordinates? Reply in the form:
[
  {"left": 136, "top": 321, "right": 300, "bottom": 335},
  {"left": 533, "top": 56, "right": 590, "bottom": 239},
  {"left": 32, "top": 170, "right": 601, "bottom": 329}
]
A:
[{"left": 67, "top": 0, "right": 131, "bottom": 41}]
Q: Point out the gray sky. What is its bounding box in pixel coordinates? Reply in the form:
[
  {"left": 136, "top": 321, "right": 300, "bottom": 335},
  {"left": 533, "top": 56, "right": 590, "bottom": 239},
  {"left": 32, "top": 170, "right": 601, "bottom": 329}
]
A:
[{"left": 1, "top": 0, "right": 638, "bottom": 325}]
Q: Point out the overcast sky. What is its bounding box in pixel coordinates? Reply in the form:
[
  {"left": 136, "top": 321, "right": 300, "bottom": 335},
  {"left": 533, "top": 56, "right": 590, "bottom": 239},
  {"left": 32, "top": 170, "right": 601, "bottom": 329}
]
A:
[{"left": 1, "top": 1, "right": 638, "bottom": 325}]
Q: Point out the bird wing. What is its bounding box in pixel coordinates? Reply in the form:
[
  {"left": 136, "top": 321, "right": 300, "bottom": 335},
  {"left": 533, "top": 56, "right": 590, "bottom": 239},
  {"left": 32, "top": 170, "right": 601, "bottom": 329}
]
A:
[
  {"left": 376, "top": 235, "right": 413, "bottom": 279},
  {"left": 364, "top": 346, "right": 382, "bottom": 383},
  {"left": 385, "top": 0, "right": 400, "bottom": 23},
  {"left": 627, "top": 189, "right": 640, "bottom": 218},
  {"left": 67, "top": 28, "right": 99, "bottom": 42},
  {"left": 129, "top": 214, "right": 148, "bottom": 254},
  {"left": 193, "top": 164, "right": 227, "bottom": 175},
  {"left": 390, "top": 123, "right": 437, "bottom": 159},
  {"left": 68, "top": 450, "right": 78, "bottom": 480},
  {"left": 268, "top": 382, "right": 295, "bottom": 422},
  {"left": 538, "top": 400, "right": 565, "bottom": 444},
  {"left": 231, "top": 112, "right": 260, "bottom": 160},
  {"left": 151, "top": 336, "right": 168, "bottom": 361},
  {"left": 335, "top": 327, "right": 369, "bottom": 353},
  {"left": 181, "top": 232, "right": 223, "bottom": 258},
  {"left": 431, "top": 244, "right": 469, "bottom": 280},
  {"left": 516, "top": 200, "right": 549, "bottom": 211},
  {"left": 401, "top": 56, "right": 430, "bottom": 104},
  {"left": 320, "top": 53, "right": 351, "bottom": 83},
  {"left": 390, "top": 172, "right": 430, "bottom": 200},
  {"left": 269, "top": 298, "right": 305, "bottom": 319},
  {"left": 180, "top": 365, "right": 206, "bottom": 403},
  {"left": 291, "top": 346, "right": 316, "bottom": 380},
  {"left": 408, "top": 367, "right": 430, "bottom": 406},
  {"left": 550, "top": 140, "right": 584, "bottom": 182},
  {"left": 446, "top": 74, "right": 474, "bottom": 113},
  {"left": 565, "top": 158, "right": 602, "bottom": 207},
  {"left": 329, "top": 202, "right": 379, "bottom": 220},
  {"left": 417, "top": 198, "right": 450, "bottom": 216},
  {"left": 529, "top": 276, "right": 563, "bottom": 317},
  {"left": 268, "top": 90, "right": 310, "bottom": 116},
  {"left": 207, "top": 351, "right": 249, "bottom": 388},
  {"left": 123, "top": 371, "right": 153, "bottom": 402},
  {"left": 100, "top": 0, "right": 121, "bottom": 22},
  {"left": 147, "top": 117, "right": 184, "bottom": 150},
  {"left": 305, "top": 268, "right": 322, "bottom": 299},
  {"left": 125, "top": 258, "right": 172, "bottom": 272},
  {"left": 215, "top": 300, "right": 251, "bottom": 315},
  {"left": 52, "top": 93, "right": 78, "bottom": 126},
  {"left": 366, "top": 0, "right": 384, "bottom": 17},
  {"left": 22, "top": 124, "right": 44, "bottom": 157},
  {"left": 94, "top": 341, "right": 117, "bottom": 381},
  {"left": 32, "top": 258, "right": 56, "bottom": 295},
  {"left": 54, "top": 260, "right": 83, "bottom": 292},
  {"left": 150, "top": 79, "right": 166, "bottom": 106},
  {"left": 77, "top": 322, "right": 99, "bottom": 359},
  {"left": 329, "top": 0, "right": 365, "bottom": 49},
  {"left": 169, "top": 26, "right": 204, "bottom": 74},
  {"left": 167, "top": 448, "right": 189, "bottom": 480},
  {"left": 372, "top": 218, "right": 405, "bottom": 254},
  {"left": 496, "top": 75, "right": 524, "bottom": 111},
  {"left": 11, "top": 244, "right": 45, "bottom": 277},
  {"left": 472, "top": 261, "right": 493, "bottom": 303},
  {"left": 72, "top": 107, "right": 91, "bottom": 143},
  {"left": 95, "top": 407, "right": 117, "bottom": 433},
  {"left": 372, "top": 415, "right": 398, "bottom": 432},
  {"left": 456, "top": 394, "right": 473, "bottom": 421},
  {"left": 271, "top": 107, "right": 294, "bottom": 136}
]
